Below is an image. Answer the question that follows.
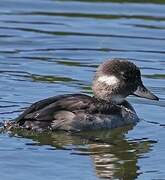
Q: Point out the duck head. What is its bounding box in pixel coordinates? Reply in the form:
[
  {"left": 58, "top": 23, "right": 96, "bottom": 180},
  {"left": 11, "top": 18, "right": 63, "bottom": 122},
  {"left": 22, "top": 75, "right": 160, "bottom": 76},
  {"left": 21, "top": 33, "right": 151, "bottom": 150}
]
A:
[{"left": 92, "top": 59, "right": 159, "bottom": 104}]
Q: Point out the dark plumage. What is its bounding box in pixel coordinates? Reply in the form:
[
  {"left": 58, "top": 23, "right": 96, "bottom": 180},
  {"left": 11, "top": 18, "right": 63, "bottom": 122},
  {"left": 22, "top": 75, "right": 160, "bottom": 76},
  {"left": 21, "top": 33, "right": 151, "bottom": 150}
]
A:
[
  {"left": 14, "top": 94, "right": 126, "bottom": 131},
  {"left": 5, "top": 59, "right": 159, "bottom": 132}
]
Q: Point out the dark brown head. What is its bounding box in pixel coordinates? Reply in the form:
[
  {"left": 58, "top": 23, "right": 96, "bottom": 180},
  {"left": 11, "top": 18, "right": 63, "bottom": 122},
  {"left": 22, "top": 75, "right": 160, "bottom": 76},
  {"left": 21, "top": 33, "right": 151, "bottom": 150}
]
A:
[{"left": 92, "top": 59, "right": 159, "bottom": 103}]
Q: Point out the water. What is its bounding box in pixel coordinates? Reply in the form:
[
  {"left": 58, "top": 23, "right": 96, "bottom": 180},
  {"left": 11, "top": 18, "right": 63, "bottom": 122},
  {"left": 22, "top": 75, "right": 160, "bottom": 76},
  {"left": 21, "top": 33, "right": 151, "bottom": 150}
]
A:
[{"left": 0, "top": 0, "right": 165, "bottom": 179}]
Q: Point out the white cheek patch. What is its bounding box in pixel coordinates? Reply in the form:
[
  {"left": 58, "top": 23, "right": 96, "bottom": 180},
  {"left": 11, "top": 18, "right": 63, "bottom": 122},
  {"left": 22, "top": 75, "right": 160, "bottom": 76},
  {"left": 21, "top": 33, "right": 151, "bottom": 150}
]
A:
[{"left": 98, "top": 75, "right": 119, "bottom": 86}]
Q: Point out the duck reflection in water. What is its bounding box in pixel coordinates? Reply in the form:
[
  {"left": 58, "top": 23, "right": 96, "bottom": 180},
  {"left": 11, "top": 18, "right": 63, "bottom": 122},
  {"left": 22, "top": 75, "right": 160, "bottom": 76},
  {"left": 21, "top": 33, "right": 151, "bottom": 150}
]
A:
[{"left": 9, "top": 126, "right": 156, "bottom": 180}]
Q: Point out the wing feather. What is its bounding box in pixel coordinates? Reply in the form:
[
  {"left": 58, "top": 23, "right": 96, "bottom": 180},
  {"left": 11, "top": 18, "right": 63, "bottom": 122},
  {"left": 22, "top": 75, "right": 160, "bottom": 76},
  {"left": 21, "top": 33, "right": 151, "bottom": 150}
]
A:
[{"left": 16, "top": 94, "right": 92, "bottom": 124}]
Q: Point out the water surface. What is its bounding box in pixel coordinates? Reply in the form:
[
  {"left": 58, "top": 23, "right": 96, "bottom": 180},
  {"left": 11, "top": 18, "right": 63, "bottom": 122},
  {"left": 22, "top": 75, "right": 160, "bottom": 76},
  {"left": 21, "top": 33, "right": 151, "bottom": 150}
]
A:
[{"left": 0, "top": 0, "right": 165, "bottom": 179}]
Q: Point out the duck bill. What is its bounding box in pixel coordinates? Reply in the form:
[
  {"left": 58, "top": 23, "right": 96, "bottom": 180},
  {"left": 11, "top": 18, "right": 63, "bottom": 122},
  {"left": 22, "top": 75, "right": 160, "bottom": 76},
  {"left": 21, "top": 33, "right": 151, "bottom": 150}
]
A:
[{"left": 133, "top": 84, "right": 159, "bottom": 101}]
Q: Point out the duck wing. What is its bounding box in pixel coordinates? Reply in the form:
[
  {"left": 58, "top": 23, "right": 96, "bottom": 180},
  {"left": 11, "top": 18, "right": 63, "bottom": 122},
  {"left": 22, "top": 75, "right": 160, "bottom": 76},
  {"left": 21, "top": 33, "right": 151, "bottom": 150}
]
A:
[{"left": 15, "top": 94, "right": 93, "bottom": 125}]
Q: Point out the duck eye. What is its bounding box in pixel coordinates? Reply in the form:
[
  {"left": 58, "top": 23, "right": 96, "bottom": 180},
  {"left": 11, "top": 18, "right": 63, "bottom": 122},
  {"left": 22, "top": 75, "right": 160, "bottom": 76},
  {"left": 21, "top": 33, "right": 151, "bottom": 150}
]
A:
[
  {"left": 134, "top": 70, "right": 141, "bottom": 80},
  {"left": 121, "top": 72, "right": 129, "bottom": 80},
  {"left": 136, "top": 70, "right": 140, "bottom": 77}
]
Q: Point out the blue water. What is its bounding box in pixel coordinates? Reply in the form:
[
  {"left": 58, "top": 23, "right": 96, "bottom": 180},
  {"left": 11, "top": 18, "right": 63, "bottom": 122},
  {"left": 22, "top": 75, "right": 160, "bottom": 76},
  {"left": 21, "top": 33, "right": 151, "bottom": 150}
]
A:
[{"left": 0, "top": 0, "right": 165, "bottom": 179}]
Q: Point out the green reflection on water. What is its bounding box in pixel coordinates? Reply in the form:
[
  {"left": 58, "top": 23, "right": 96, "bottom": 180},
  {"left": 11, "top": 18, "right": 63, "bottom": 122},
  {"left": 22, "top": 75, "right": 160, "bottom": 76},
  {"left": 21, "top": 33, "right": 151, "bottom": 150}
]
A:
[
  {"left": 56, "top": 60, "right": 97, "bottom": 68},
  {"left": 61, "top": 0, "right": 165, "bottom": 3},
  {"left": 144, "top": 74, "right": 165, "bottom": 79},
  {"left": 80, "top": 84, "right": 93, "bottom": 94},
  {"left": 29, "top": 12, "right": 165, "bottom": 21},
  {"left": 31, "top": 74, "right": 78, "bottom": 83}
]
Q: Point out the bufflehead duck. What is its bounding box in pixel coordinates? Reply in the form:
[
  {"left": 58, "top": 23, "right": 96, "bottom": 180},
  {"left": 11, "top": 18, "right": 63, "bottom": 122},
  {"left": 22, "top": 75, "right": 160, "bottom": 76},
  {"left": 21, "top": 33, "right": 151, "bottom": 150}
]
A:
[{"left": 6, "top": 59, "right": 159, "bottom": 132}]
